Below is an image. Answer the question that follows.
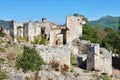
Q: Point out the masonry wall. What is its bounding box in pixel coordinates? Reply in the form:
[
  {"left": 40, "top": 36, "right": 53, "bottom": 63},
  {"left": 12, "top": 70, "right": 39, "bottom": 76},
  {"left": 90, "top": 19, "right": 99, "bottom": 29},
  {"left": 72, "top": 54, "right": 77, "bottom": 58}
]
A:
[
  {"left": 36, "top": 45, "right": 71, "bottom": 66},
  {"left": 86, "top": 44, "right": 95, "bottom": 70},
  {"left": 100, "top": 48, "right": 112, "bottom": 75},
  {"left": 27, "top": 22, "right": 35, "bottom": 41},
  {"left": 66, "top": 16, "right": 83, "bottom": 44},
  {"left": 49, "top": 30, "right": 56, "bottom": 46},
  {"left": 93, "top": 44, "right": 101, "bottom": 70},
  {"left": 86, "top": 43, "right": 112, "bottom": 75},
  {"left": 10, "top": 21, "right": 24, "bottom": 42}
]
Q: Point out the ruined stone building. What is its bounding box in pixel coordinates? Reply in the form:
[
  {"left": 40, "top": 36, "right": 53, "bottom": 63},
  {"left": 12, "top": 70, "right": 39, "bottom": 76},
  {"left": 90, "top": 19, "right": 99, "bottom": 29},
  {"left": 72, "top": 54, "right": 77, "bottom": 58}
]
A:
[
  {"left": 87, "top": 44, "right": 112, "bottom": 75},
  {"left": 9, "top": 15, "right": 112, "bottom": 75},
  {"left": 10, "top": 16, "right": 85, "bottom": 46}
]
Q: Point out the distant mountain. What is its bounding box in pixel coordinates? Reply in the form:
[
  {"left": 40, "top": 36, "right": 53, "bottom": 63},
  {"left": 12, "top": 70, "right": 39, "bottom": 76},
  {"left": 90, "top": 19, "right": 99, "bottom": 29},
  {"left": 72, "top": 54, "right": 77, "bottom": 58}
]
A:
[
  {"left": 0, "top": 20, "right": 10, "bottom": 29},
  {"left": 0, "top": 16, "right": 120, "bottom": 31},
  {"left": 88, "top": 16, "right": 120, "bottom": 30}
]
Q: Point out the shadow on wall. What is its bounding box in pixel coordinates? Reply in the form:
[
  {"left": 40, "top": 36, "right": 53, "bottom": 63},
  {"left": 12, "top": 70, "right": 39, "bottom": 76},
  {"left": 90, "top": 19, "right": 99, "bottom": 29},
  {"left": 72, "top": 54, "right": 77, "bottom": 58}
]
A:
[
  {"left": 112, "top": 56, "right": 120, "bottom": 70},
  {"left": 77, "top": 56, "right": 86, "bottom": 69}
]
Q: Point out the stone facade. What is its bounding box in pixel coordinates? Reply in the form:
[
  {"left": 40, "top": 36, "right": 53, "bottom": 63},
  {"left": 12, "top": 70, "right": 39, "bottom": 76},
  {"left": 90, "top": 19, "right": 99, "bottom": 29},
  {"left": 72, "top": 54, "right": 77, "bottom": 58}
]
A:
[
  {"left": 70, "top": 39, "right": 112, "bottom": 75},
  {"left": 10, "top": 19, "right": 50, "bottom": 43},
  {"left": 36, "top": 45, "right": 71, "bottom": 66},
  {"left": 8, "top": 15, "right": 112, "bottom": 75},
  {"left": 87, "top": 44, "right": 100, "bottom": 71},
  {"left": 100, "top": 48, "right": 112, "bottom": 75},
  {"left": 86, "top": 43, "right": 112, "bottom": 75},
  {"left": 66, "top": 16, "right": 86, "bottom": 44},
  {"left": 10, "top": 16, "right": 85, "bottom": 46}
]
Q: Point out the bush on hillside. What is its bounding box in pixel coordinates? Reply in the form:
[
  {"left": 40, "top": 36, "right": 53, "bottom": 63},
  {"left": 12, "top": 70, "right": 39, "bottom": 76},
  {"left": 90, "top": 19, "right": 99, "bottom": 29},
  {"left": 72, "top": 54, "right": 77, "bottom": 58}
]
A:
[
  {"left": 31, "top": 34, "right": 47, "bottom": 45},
  {"left": 0, "top": 70, "right": 8, "bottom": 79},
  {"left": 16, "top": 46, "right": 44, "bottom": 72}
]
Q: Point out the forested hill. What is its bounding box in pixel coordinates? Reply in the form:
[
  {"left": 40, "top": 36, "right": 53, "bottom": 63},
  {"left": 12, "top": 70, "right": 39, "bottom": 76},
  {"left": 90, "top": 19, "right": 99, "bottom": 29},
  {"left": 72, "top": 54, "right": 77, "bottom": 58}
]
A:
[
  {"left": 88, "top": 16, "right": 120, "bottom": 31},
  {"left": 0, "top": 20, "right": 10, "bottom": 29}
]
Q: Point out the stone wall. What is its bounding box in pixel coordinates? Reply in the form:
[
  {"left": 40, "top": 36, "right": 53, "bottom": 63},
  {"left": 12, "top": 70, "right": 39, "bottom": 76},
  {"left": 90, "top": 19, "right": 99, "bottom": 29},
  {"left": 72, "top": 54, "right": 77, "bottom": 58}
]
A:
[
  {"left": 100, "top": 48, "right": 112, "bottom": 75},
  {"left": 86, "top": 43, "right": 112, "bottom": 75},
  {"left": 36, "top": 45, "right": 71, "bottom": 66},
  {"left": 27, "top": 22, "right": 36, "bottom": 41},
  {"left": 10, "top": 19, "right": 50, "bottom": 42},
  {"left": 66, "top": 16, "right": 85, "bottom": 44},
  {"left": 87, "top": 44, "right": 101, "bottom": 70},
  {"left": 10, "top": 21, "right": 24, "bottom": 42}
]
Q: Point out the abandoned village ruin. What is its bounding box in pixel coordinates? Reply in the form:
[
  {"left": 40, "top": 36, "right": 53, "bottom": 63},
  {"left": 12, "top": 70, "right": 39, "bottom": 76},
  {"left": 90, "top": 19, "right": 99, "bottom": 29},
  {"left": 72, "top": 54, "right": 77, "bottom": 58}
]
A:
[{"left": 3, "top": 15, "right": 112, "bottom": 75}]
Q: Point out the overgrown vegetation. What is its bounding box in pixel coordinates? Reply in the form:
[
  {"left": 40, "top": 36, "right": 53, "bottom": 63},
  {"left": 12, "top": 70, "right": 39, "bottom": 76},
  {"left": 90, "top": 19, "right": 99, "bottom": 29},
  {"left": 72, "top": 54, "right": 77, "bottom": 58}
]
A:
[
  {"left": 70, "top": 56, "right": 77, "bottom": 65},
  {"left": 49, "top": 60, "right": 69, "bottom": 73},
  {"left": 83, "top": 69, "right": 90, "bottom": 73},
  {"left": 93, "top": 74, "right": 112, "bottom": 80},
  {"left": 0, "top": 47, "right": 5, "bottom": 52},
  {"left": 0, "top": 70, "right": 8, "bottom": 79},
  {"left": 0, "top": 58, "right": 8, "bottom": 79},
  {"left": 16, "top": 46, "right": 44, "bottom": 72},
  {"left": 0, "top": 27, "right": 5, "bottom": 37},
  {"left": 0, "top": 58, "right": 5, "bottom": 63},
  {"left": 0, "top": 32, "right": 5, "bottom": 37},
  {"left": 17, "top": 36, "right": 27, "bottom": 42},
  {"left": 82, "top": 16, "right": 120, "bottom": 54},
  {"left": 73, "top": 13, "right": 88, "bottom": 22},
  {"left": 31, "top": 34, "right": 47, "bottom": 45},
  {"left": 82, "top": 24, "right": 101, "bottom": 43}
]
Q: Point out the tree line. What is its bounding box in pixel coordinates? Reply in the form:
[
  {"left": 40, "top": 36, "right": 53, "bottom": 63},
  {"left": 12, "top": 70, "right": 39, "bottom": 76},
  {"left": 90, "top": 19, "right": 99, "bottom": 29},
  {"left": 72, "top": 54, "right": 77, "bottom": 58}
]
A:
[{"left": 82, "top": 17, "right": 120, "bottom": 54}]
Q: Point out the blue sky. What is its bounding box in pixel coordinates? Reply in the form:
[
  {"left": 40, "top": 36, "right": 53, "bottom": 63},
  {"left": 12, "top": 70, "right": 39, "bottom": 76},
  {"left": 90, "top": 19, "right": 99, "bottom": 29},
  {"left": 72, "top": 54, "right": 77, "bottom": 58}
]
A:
[{"left": 0, "top": 0, "right": 120, "bottom": 24}]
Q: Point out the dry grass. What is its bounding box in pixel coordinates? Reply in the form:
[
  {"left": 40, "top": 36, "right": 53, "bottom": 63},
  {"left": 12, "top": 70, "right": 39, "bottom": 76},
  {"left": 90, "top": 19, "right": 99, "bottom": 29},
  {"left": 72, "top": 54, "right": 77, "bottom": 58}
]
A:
[
  {"left": 81, "top": 44, "right": 87, "bottom": 54},
  {"left": 61, "top": 64, "right": 69, "bottom": 73},
  {"left": 49, "top": 61, "right": 60, "bottom": 71},
  {"left": 49, "top": 60, "right": 69, "bottom": 73},
  {"left": 4, "top": 34, "right": 13, "bottom": 43},
  {"left": 6, "top": 49, "right": 16, "bottom": 60}
]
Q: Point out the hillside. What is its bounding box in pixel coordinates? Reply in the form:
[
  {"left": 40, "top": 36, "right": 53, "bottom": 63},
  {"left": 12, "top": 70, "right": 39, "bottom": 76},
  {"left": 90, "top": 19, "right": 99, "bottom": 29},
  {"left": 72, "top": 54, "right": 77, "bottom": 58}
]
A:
[
  {"left": 88, "top": 16, "right": 120, "bottom": 30},
  {"left": 0, "top": 20, "right": 10, "bottom": 29}
]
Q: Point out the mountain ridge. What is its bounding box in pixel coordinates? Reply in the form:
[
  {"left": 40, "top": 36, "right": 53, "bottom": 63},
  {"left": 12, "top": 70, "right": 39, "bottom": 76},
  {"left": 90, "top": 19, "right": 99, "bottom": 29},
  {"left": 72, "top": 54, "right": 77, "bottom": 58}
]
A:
[
  {"left": 0, "top": 20, "right": 10, "bottom": 29},
  {"left": 0, "top": 15, "right": 120, "bottom": 31},
  {"left": 88, "top": 15, "right": 120, "bottom": 30}
]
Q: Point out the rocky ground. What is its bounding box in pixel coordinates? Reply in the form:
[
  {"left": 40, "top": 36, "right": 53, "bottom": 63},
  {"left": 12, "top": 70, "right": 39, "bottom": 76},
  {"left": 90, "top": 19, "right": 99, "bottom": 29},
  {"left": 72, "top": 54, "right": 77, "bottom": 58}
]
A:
[
  {"left": 0, "top": 51, "right": 117, "bottom": 80},
  {"left": 0, "top": 37, "right": 119, "bottom": 80}
]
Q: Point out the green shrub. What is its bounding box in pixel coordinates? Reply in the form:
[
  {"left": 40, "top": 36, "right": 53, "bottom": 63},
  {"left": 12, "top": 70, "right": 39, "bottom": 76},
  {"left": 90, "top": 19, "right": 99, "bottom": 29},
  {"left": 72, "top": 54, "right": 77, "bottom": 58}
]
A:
[
  {"left": 16, "top": 46, "right": 44, "bottom": 72},
  {"left": 83, "top": 69, "right": 90, "bottom": 73},
  {"left": 0, "top": 40, "right": 5, "bottom": 45},
  {"left": 0, "top": 32, "right": 5, "bottom": 37},
  {"left": 99, "top": 75, "right": 112, "bottom": 80},
  {"left": 71, "top": 56, "right": 77, "bottom": 65},
  {"left": 17, "top": 36, "right": 27, "bottom": 42},
  {"left": 0, "top": 47, "right": 5, "bottom": 52},
  {"left": 94, "top": 74, "right": 112, "bottom": 80},
  {"left": 0, "top": 70, "right": 8, "bottom": 79},
  {"left": 31, "top": 34, "right": 47, "bottom": 45},
  {"left": 0, "top": 57, "right": 5, "bottom": 63}
]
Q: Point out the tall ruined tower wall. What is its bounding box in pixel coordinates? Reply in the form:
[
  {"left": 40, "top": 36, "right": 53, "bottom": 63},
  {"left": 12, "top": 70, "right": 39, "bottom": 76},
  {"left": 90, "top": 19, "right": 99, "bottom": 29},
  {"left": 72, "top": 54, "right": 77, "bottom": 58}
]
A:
[{"left": 66, "top": 16, "right": 85, "bottom": 44}]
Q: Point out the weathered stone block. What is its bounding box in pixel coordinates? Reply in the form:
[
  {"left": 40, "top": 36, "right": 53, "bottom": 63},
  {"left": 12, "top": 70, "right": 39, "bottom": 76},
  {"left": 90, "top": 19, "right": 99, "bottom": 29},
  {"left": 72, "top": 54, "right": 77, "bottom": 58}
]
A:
[{"left": 36, "top": 45, "right": 71, "bottom": 66}]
